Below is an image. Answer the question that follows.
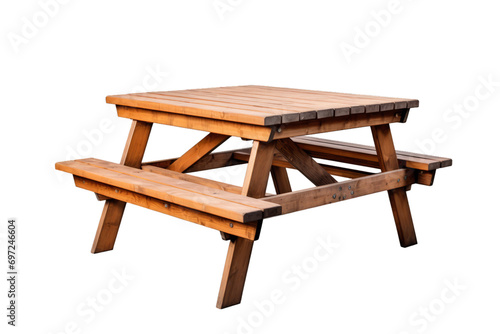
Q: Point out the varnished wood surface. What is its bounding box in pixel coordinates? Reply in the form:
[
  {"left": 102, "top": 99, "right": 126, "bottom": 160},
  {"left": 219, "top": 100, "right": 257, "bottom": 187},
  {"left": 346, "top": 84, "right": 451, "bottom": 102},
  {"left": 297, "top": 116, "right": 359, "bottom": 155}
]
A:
[
  {"left": 371, "top": 124, "right": 417, "bottom": 247},
  {"left": 108, "top": 85, "right": 419, "bottom": 126},
  {"left": 55, "top": 158, "right": 281, "bottom": 223},
  {"left": 74, "top": 176, "right": 259, "bottom": 240},
  {"left": 292, "top": 136, "right": 452, "bottom": 171}
]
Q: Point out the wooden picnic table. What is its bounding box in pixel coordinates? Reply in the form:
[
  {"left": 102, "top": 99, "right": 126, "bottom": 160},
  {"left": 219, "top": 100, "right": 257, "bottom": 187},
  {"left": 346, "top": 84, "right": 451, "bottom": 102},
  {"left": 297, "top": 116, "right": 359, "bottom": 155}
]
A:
[{"left": 55, "top": 85, "right": 452, "bottom": 309}]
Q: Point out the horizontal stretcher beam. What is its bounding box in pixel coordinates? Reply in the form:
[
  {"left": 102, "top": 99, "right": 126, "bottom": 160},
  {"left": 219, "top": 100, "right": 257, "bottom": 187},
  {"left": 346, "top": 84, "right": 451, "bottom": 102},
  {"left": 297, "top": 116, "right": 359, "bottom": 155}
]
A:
[
  {"left": 263, "top": 168, "right": 417, "bottom": 214},
  {"left": 142, "top": 149, "right": 437, "bottom": 186}
]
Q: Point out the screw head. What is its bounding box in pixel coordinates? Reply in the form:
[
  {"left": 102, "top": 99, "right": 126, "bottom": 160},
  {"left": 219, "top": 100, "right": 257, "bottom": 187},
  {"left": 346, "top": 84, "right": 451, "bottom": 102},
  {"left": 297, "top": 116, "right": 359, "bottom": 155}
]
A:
[
  {"left": 230, "top": 223, "right": 234, "bottom": 228},
  {"left": 277, "top": 127, "right": 282, "bottom": 133},
  {"left": 397, "top": 179, "right": 401, "bottom": 183},
  {"left": 404, "top": 175, "right": 408, "bottom": 180},
  {"left": 164, "top": 203, "right": 169, "bottom": 208},
  {"left": 351, "top": 191, "right": 354, "bottom": 195},
  {"left": 115, "top": 189, "right": 118, "bottom": 193},
  {"left": 339, "top": 186, "right": 342, "bottom": 191},
  {"left": 332, "top": 194, "right": 337, "bottom": 199},
  {"left": 348, "top": 186, "right": 351, "bottom": 190},
  {"left": 343, "top": 195, "right": 346, "bottom": 200}
]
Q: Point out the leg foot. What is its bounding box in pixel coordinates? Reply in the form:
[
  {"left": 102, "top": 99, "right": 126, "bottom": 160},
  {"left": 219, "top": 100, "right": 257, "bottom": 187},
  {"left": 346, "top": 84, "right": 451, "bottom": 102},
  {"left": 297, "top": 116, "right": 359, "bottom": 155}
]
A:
[
  {"left": 217, "top": 237, "right": 254, "bottom": 309},
  {"left": 91, "top": 199, "right": 126, "bottom": 253}
]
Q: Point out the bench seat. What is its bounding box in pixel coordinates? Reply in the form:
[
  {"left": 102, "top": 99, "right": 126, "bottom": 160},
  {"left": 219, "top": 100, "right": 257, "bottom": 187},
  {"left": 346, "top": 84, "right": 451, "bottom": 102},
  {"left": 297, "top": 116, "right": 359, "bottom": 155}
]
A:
[
  {"left": 291, "top": 136, "right": 452, "bottom": 171},
  {"left": 55, "top": 158, "right": 281, "bottom": 240}
]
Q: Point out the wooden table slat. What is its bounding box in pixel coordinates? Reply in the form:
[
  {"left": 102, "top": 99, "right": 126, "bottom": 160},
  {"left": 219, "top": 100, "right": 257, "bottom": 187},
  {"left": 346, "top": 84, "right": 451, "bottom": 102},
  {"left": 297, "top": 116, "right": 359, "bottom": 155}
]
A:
[{"left": 107, "top": 85, "right": 419, "bottom": 126}]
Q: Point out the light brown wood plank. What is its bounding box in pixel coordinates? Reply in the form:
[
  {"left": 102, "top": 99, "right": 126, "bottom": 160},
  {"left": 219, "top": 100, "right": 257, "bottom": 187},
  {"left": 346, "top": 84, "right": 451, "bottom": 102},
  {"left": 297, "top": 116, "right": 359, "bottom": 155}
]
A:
[
  {"left": 168, "top": 133, "right": 230, "bottom": 172},
  {"left": 73, "top": 158, "right": 281, "bottom": 218},
  {"left": 217, "top": 140, "right": 276, "bottom": 308},
  {"left": 142, "top": 165, "right": 244, "bottom": 194},
  {"left": 265, "top": 169, "right": 416, "bottom": 214},
  {"left": 242, "top": 141, "right": 276, "bottom": 198},
  {"left": 184, "top": 89, "right": 336, "bottom": 119},
  {"left": 108, "top": 95, "right": 282, "bottom": 126},
  {"left": 238, "top": 86, "right": 371, "bottom": 114},
  {"left": 273, "top": 110, "right": 406, "bottom": 139},
  {"left": 292, "top": 136, "right": 450, "bottom": 171},
  {"left": 248, "top": 86, "right": 395, "bottom": 112},
  {"left": 56, "top": 159, "right": 265, "bottom": 223},
  {"left": 275, "top": 138, "right": 337, "bottom": 186},
  {"left": 143, "top": 148, "right": 249, "bottom": 172},
  {"left": 120, "top": 120, "right": 152, "bottom": 168},
  {"left": 218, "top": 86, "right": 359, "bottom": 117},
  {"left": 247, "top": 85, "right": 419, "bottom": 110},
  {"left": 116, "top": 106, "right": 275, "bottom": 142},
  {"left": 77, "top": 158, "right": 281, "bottom": 219},
  {"left": 297, "top": 136, "right": 450, "bottom": 168},
  {"left": 74, "top": 176, "right": 258, "bottom": 240},
  {"left": 271, "top": 166, "right": 292, "bottom": 194},
  {"left": 91, "top": 120, "right": 152, "bottom": 253},
  {"left": 371, "top": 124, "right": 417, "bottom": 247},
  {"left": 146, "top": 91, "right": 311, "bottom": 123},
  {"left": 140, "top": 165, "right": 281, "bottom": 218},
  {"left": 217, "top": 237, "right": 254, "bottom": 308}
]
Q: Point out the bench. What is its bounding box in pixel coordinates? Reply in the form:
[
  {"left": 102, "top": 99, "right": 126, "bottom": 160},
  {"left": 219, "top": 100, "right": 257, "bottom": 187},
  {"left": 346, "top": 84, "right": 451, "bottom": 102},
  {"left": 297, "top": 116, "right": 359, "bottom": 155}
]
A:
[{"left": 55, "top": 158, "right": 281, "bottom": 241}]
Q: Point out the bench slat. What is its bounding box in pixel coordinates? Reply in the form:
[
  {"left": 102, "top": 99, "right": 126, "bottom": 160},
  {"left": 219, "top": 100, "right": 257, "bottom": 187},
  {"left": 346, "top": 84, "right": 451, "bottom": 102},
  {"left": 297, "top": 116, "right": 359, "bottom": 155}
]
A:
[
  {"left": 83, "top": 159, "right": 280, "bottom": 216},
  {"left": 56, "top": 159, "right": 280, "bottom": 223},
  {"left": 292, "top": 136, "right": 452, "bottom": 171}
]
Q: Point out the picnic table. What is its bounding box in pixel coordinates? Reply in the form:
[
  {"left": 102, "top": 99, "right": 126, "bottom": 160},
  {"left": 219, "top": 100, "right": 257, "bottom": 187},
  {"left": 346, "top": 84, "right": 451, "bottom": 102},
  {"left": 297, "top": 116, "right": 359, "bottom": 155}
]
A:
[{"left": 55, "top": 85, "right": 452, "bottom": 309}]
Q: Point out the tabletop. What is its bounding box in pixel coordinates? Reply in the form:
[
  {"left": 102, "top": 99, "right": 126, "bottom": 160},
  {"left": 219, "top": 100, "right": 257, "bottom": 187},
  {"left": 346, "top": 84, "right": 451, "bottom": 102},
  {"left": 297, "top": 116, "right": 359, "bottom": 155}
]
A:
[{"left": 106, "top": 85, "right": 419, "bottom": 127}]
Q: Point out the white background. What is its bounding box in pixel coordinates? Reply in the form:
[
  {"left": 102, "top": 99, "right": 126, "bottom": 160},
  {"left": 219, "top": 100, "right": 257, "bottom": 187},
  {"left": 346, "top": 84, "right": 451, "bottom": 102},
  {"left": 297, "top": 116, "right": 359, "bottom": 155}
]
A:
[{"left": 1, "top": 0, "right": 499, "bottom": 333}]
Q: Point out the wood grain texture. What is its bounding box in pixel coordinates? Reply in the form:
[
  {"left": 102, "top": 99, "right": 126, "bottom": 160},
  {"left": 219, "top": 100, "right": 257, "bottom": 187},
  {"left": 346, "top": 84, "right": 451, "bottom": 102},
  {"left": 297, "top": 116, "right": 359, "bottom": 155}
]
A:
[
  {"left": 142, "top": 165, "right": 244, "bottom": 194},
  {"left": 241, "top": 141, "right": 276, "bottom": 198},
  {"left": 272, "top": 110, "right": 406, "bottom": 139},
  {"left": 91, "top": 120, "right": 152, "bottom": 253},
  {"left": 168, "top": 133, "right": 229, "bottom": 172},
  {"left": 120, "top": 120, "right": 153, "bottom": 168},
  {"left": 371, "top": 124, "right": 417, "bottom": 247},
  {"left": 217, "top": 237, "right": 254, "bottom": 308},
  {"left": 117, "top": 106, "right": 275, "bottom": 142},
  {"left": 56, "top": 158, "right": 281, "bottom": 222},
  {"left": 143, "top": 148, "right": 248, "bottom": 172},
  {"left": 275, "top": 138, "right": 337, "bottom": 186},
  {"left": 217, "top": 140, "right": 277, "bottom": 309},
  {"left": 74, "top": 176, "right": 259, "bottom": 240},
  {"left": 108, "top": 86, "right": 419, "bottom": 126},
  {"left": 265, "top": 169, "right": 416, "bottom": 214},
  {"left": 271, "top": 166, "right": 292, "bottom": 194},
  {"left": 292, "top": 136, "right": 451, "bottom": 171}
]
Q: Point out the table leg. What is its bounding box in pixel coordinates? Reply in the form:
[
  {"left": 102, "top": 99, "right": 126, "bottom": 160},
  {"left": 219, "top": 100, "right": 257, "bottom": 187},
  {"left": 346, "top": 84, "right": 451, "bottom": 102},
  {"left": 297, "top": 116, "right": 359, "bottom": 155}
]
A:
[
  {"left": 91, "top": 120, "right": 152, "bottom": 253},
  {"left": 271, "top": 166, "right": 292, "bottom": 194},
  {"left": 216, "top": 140, "right": 275, "bottom": 308},
  {"left": 371, "top": 124, "right": 417, "bottom": 247}
]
